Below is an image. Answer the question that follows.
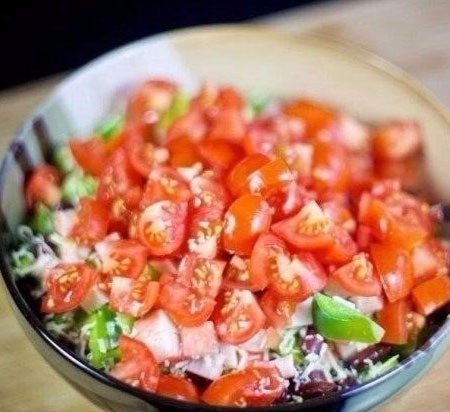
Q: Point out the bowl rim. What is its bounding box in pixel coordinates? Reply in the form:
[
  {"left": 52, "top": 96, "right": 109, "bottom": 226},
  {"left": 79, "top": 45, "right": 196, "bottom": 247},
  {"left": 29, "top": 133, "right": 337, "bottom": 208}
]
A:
[{"left": 1, "top": 23, "right": 450, "bottom": 411}]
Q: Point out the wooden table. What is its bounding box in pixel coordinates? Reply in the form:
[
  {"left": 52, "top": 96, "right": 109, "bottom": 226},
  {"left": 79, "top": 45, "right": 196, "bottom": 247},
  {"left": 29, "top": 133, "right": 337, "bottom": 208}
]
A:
[{"left": 1, "top": 0, "right": 449, "bottom": 411}]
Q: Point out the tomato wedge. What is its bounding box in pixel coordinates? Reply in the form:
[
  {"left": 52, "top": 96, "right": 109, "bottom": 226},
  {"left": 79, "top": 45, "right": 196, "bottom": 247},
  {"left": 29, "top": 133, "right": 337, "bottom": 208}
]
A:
[
  {"left": 202, "top": 364, "right": 283, "bottom": 406},
  {"left": 69, "top": 136, "right": 108, "bottom": 176},
  {"left": 272, "top": 200, "right": 334, "bottom": 251},
  {"left": 41, "top": 263, "right": 97, "bottom": 313},
  {"left": 259, "top": 290, "right": 297, "bottom": 328},
  {"left": 157, "top": 374, "right": 200, "bottom": 402},
  {"left": 25, "top": 164, "right": 61, "bottom": 209},
  {"left": 135, "top": 200, "right": 187, "bottom": 256},
  {"left": 376, "top": 299, "right": 411, "bottom": 345},
  {"left": 198, "top": 139, "right": 244, "bottom": 175},
  {"left": 227, "top": 154, "right": 270, "bottom": 197},
  {"left": 224, "top": 254, "right": 267, "bottom": 292},
  {"left": 190, "top": 175, "right": 230, "bottom": 211},
  {"left": 213, "top": 289, "right": 266, "bottom": 344},
  {"left": 222, "top": 194, "right": 272, "bottom": 255},
  {"left": 110, "top": 335, "right": 160, "bottom": 392},
  {"left": 330, "top": 252, "right": 382, "bottom": 296},
  {"left": 411, "top": 275, "right": 450, "bottom": 315},
  {"left": 370, "top": 243, "right": 414, "bottom": 303}
]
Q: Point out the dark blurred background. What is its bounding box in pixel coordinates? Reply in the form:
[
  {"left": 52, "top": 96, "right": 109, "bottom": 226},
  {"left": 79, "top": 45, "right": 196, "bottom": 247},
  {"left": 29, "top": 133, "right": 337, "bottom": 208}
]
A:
[{"left": 0, "top": 0, "right": 330, "bottom": 91}]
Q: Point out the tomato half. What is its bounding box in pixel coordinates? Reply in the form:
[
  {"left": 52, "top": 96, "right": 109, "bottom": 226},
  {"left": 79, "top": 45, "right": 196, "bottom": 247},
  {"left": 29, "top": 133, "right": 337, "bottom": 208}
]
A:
[
  {"left": 330, "top": 252, "right": 382, "bottom": 296},
  {"left": 135, "top": 200, "right": 187, "bottom": 256},
  {"left": 157, "top": 374, "right": 200, "bottom": 402},
  {"left": 222, "top": 194, "right": 272, "bottom": 255},
  {"left": 41, "top": 263, "right": 97, "bottom": 313},
  {"left": 411, "top": 275, "right": 450, "bottom": 315},
  {"left": 202, "top": 365, "right": 283, "bottom": 406},
  {"left": 213, "top": 289, "right": 266, "bottom": 344},
  {"left": 370, "top": 243, "right": 414, "bottom": 303},
  {"left": 110, "top": 335, "right": 160, "bottom": 392},
  {"left": 271, "top": 200, "right": 334, "bottom": 251},
  {"left": 69, "top": 136, "right": 108, "bottom": 176},
  {"left": 25, "top": 164, "right": 61, "bottom": 209},
  {"left": 259, "top": 290, "right": 297, "bottom": 328},
  {"left": 100, "top": 239, "right": 148, "bottom": 279},
  {"left": 70, "top": 198, "right": 110, "bottom": 246}
]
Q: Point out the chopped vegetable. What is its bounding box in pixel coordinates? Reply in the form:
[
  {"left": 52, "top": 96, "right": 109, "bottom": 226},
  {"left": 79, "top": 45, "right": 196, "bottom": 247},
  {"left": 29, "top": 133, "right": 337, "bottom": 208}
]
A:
[
  {"left": 61, "top": 170, "right": 98, "bottom": 204},
  {"left": 156, "top": 91, "right": 189, "bottom": 135},
  {"left": 29, "top": 203, "right": 54, "bottom": 235},
  {"left": 94, "top": 113, "right": 124, "bottom": 140},
  {"left": 359, "top": 355, "right": 399, "bottom": 381},
  {"left": 53, "top": 145, "right": 76, "bottom": 173}
]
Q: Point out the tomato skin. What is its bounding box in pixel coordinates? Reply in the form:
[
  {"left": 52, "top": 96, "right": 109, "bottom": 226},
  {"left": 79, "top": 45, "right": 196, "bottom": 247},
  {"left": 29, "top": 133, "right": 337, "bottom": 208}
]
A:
[
  {"left": 370, "top": 243, "right": 414, "bottom": 303},
  {"left": 157, "top": 374, "right": 200, "bottom": 402},
  {"left": 271, "top": 200, "right": 334, "bottom": 251},
  {"left": 25, "top": 164, "right": 61, "bottom": 209},
  {"left": 70, "top": 198, "right": 110, "bottom": 246},
  {"left": 330, "top": 252, "right": 382, "bottom": 297},
  {"left": 202, "top": 365, "right": 283, "bottom": 406},
  {"left": 376, "top": 299, "right": 410, "bottom": 345},
  {"left": 411, "top": 275, "right": 450, "bottom": 315},
  {"left": 259, "top": 290, "right": 297, "bottom": 328},
  {"left": 135, "top": 200, "right": 187, "bottom": 256},
  {"left": 110, "top": 335, "right": 160, "bottom": 392},
  {"left": 316, "top": 226, "right": 357, "bottom": 265},
  {"left": 213, "top": 289, "right": 266, "bottom": 344},
  {"left": 411, "top": 240, "right": 448, "bottom": 285},
  {"left": 101, "top": 239, "right": 148, "bottom": 278},
  {"left": 222, "top": 194, "right": 272, "bottom": 256},
  {"left": 69, "top": 137, "right": 109, "bottom": 176},
  {"left": 166, "top": 136, "right": 202, "bottom": 167},
  {"left": 198, "top": 139, "right": 244, "bottom": 175},
  {"left": 41, "top": 263, "right": 97, "bottom": 313}
]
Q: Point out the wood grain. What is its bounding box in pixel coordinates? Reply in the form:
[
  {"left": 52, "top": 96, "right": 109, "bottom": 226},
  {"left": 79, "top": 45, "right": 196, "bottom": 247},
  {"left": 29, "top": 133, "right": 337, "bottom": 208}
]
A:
[{"left": 1, "top": 1, "right": 450, "bottom": 411}]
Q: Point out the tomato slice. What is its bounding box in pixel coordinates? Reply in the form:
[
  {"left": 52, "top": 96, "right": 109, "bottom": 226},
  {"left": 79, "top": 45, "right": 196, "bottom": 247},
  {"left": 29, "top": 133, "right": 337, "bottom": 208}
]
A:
[
  {"left": 271, "top": 200, "right": 334, "bottom": 251},
  {"left": 69, "top": 136, "right": 108, "bottom": 176},
  {"left": 372, "top": 120, "right": 422, "bottom": 160},
  {"left": 157, "top": 374, "right": 200, "bottom": 402},
  {"left": 370, "top": 243, "right": 414, "bottom": 303},
  {"left": 135, "top": 200, "right": 187, "bottom": 256},
  {"left": 376, "top": 299, "right": 411, "bottom": 345},
  {"left": 202, "top": 365, "right": 283, "bottom": 406},
  {"left": 100, "top": 239, "right": 148, "bottom": 279},
  {"left": 222, "top": 194, "right": 272, "bottom": 256},
  {"left": 223, "top": 254, "right": 267, "bottom": 292},
  {"left": 213, "top": 289, "right": 266, "bottom": 344},
  {"left": 70, "top": 198, "right": 110, "bottom": 246},
  {"left": 110, "top": 277, "right": 160, "bottom": 317},
  {"left": 330, "top": 252, "right": 382, "bottom": 296},
  {"left": 259, "top": 290, "right": 297, "bottom": 328},
  {"left": 41, "top": 263, "right": 97, "bottom": 313},
  {"left": 178, "top": 253, "right": 225, "bottom": 299},
  {"left": 411, "top": 275, "right": 450, "bottom": 315},
  {"left": 140, "top": 166, "right": 191, "bottom": 207},
  {"left": 226, "top": 154, "right": 270, "bottom": 197},
  {"left": 25, "top": 164, "right": 61, "bottom": 209},
  {"left": 110, "top": 335, "right": 160, "bottom": 392},
  {"left": 128, "top": 78, "right": 177, "bottom": 121},
  {"left": 283, "top": 98, "right": 336, "bottom": 138},
  {"left": 159, "top": 281, "right": 216, "bottom": 326},
  {"left": 190, "top": 175, "right": 231, "bottom": 211}
]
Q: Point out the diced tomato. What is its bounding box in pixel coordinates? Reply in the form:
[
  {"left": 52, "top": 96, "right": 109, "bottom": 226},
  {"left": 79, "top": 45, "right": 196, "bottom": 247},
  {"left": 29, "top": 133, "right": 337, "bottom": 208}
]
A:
[
  {"left": 316, "top": 226, "right": 358, "bottom": 265},
  {"left": 321, "top": 199, "right": 356, "bottom": 234},
  {"left": 372, "top": 120, "right": 422, "bottom": 160},
  {"left": 198, "top": 139, "right": 244, "bottom": 175},
  {"left": 25, "top": 164, "right": 61, "bottom": 209},
  {"left": 370, "top": 243, "right": 414, "bottom": 303},
  {"left": 159, "top": 281, "right": 216, "bottom": 326},
  {"left": 110, "top": 277, "right": 159, "bottom": 317},
  {"left": 259, "top": 290, "right": 297, "bottom": 328},
  {"left": 165, "top": 136, "right": 202, "bottom": 167},
  {"left": 411, "top": 240, "right": 448, "bottom": 284},
  {"left": 70, "top": 198, "right": 110, "bottom": 246},
  {"left": 330, "top": 252, "right": 382, "bottom": 296},
  {"left": 157, "top": 374, "right": 200, "bottom": 402},
  {"left": 411, "top": 275, "right": 450, "bottom": 315},
  {"left": 213, "top": 289, "right": 266, "bottom": 344},
  {"left": 178, "top": 253, "right": 225, "bottom": 299},
  {"left": 190, "top": 174, "right": 231, "bottom": 211},
  {"left": 110, "top": 335, "right": 160, "bottom": 392},
  {"left": 272, "top": 200, "right": 334, "bottom": 251},
  {"left": 376, "top": 299, "right": 411, "bottom": 345},
  {"left": 283, "top": 98, "right": 336, "bottom": 138},
  {"left": 128, "top": 142, "right": 157, "bottom": 177},
  {"left": 100, "top": 239, "right": 148, "bottom": 278},
  {"left": 140, "top": 166, "right": 191, "bottom": 207},
  {"left": 206, "top": 107, "right": 246, "bottom": 143},
  {"left": 69, "top": 136, "right": 108, "bottom": 176},
  {"left": 202, "top": 364, "right": 283, "bottom": 406},
  {"left": 41, "top": 263, "right": 97, "bottom": 313},
  {"left": 222, "top": 194, "right": 272, "bottom": 255},
  {"left": 215, "top": 86, "right": 245, "bottom": 109},
  {"left": 224, "top": 253, "right": 267, "bottom": 292},
  {"left": 166, "top": 107, "right": 208, "bottom": 142},
  {"left": 180, "top": 321, "right": 219, "bottom": 358},
  {"left": 134, "top": 200, "right": 187, "bottom": 256}
]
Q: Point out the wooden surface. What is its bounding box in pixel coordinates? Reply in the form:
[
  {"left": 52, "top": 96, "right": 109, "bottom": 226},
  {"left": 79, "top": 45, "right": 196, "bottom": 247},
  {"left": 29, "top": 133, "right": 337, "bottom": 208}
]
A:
[{"left": 1, "top": 0, "right": 450, "bottom": 411}]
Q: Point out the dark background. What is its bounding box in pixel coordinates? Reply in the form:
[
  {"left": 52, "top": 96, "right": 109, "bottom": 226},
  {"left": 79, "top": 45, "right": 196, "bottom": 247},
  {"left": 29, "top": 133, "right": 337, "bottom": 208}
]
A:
[{"left": 0, "top": 0, "right": 329, "bottom": 91}]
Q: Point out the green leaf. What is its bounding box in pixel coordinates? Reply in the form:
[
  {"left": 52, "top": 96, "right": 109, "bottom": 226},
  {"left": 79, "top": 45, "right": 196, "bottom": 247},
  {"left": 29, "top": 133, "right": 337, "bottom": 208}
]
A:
[
  {"left": 313, "top": 293, "right": 385, "bottom": 343},
  {"left": 156, "top": 91, "right": 189, "bottom": 135},
  {"left": 29, "top": 203, "right": 54, "bottom": 235},
  {"left": 61, "top": 170, "right": 98, "bottom": 204},
  {"left": 95, "top": 113, "right": 124, "bottom": 141}
]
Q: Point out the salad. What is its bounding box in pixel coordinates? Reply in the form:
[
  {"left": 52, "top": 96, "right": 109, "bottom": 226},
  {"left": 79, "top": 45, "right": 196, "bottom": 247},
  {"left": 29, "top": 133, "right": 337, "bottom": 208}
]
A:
[{"left": 10, "top": 78, "right": 450, "bottom": 407}]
